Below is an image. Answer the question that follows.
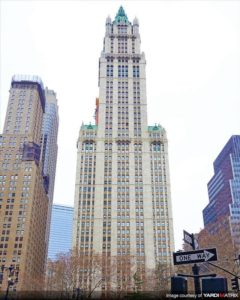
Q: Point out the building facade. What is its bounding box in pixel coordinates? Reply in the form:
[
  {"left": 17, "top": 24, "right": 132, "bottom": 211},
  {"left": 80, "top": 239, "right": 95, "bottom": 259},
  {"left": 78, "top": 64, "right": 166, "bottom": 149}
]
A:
[
  {"left": 41, "top": 88, "right": 59, "bottom": 253},
  {"left": 41, "top": 88, "right": 59, "bottom": 204},
  {"left": 48, "top": 204, "right": 73, "bottom": 260},
  {"left": 73, "top": 7, "right": 174, "bottom": 292},
  {"left": 202, "top": 135, "right": 240, "bottom": 248},
  {"left": 0, "top": 75, "right": 55, "bottom": 291}
]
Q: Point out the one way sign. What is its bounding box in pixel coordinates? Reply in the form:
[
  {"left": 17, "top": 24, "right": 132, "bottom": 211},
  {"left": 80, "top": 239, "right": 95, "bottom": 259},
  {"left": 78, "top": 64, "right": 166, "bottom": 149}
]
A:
[{"left": 173, "top": 248, "right": 217, "bottom": 265}]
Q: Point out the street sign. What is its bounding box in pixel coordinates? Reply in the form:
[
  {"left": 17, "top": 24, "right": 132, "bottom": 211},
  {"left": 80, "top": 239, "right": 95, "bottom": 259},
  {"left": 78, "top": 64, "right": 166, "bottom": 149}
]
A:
[
  {"left": 183, "top": 230, "right": 199, "bottom": 249},
  {"left": 173, "top": 248, "right": 217, "bottom": 265},
  {"left": 194, "top": 238, "right": 199, "bottom": 250},
  {"left": 183, "top": 230, "right": 194, "bottom": 248}
]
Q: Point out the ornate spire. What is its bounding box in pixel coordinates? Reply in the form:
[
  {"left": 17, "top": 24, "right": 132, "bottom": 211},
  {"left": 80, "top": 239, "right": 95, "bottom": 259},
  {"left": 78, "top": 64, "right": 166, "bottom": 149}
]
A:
[
  {"left": 133, "top": 17, "right": 139, "bottom": 26},
  {"left": 106, "top": 15, "right": 111, "bottom": 25},
  {"left": 114, "top": 6, "right": 129, "bottom": 23}
]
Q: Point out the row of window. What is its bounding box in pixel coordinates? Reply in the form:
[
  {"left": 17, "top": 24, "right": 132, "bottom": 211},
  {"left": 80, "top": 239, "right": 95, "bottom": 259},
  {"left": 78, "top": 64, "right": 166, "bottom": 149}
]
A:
[{"left": 106, "top": 65, "right": 140, "bottom": 77}]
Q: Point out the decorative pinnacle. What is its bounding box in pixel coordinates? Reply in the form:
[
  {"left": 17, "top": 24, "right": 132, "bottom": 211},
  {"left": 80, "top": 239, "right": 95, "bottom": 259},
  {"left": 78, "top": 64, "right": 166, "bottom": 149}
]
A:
[{"left": 114, "top": 6, "right": 129, "bottom": 23}]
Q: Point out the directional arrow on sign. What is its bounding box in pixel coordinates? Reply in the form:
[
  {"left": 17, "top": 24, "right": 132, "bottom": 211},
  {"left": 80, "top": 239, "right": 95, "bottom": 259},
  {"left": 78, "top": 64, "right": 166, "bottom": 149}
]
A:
[
  {"left": 176, "top": 250, "right": 214, "bottom": 263},
  {"left": 173, "top": 248, "right": 217, "bottom": 265}
]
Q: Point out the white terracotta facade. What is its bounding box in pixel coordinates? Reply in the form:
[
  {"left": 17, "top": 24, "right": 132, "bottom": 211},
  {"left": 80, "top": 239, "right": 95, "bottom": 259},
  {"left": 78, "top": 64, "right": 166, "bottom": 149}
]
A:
[{"left": 73, "top": 7, "right": 174, "bottom": 292}]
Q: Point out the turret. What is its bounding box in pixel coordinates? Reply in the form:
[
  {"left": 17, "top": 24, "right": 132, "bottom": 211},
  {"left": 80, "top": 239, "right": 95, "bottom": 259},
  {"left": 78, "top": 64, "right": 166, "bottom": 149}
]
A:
[
  {"left": 133, "top": 17, "right": 139, "bottom": 35},
  {"left": 105, "top": 15, "right": 112, "bottom": 35}
]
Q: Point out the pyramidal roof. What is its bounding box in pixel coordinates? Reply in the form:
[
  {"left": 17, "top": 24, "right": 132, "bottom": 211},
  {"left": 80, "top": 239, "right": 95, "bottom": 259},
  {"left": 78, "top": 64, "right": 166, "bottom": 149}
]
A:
[{"left": 114, "top": 6, "right": 129, "bottom": 23}]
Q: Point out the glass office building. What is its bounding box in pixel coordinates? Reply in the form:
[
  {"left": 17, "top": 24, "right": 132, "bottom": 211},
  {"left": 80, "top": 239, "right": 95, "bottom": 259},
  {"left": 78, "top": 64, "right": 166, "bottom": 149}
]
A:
[
  {"left": 202, "top": 136, "right": 240, "bottom": 246},
  {"left": 48, "top": 204, "right": 74, "bottom": 260},
  {"left": 41, "top": 88, "right": 59, "bottom": 257}
]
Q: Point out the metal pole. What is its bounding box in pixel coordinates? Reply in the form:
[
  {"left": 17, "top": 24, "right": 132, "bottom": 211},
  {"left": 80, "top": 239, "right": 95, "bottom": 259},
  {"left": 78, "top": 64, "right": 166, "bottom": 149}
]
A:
[
  {"left": 191, "top": 234, "right": 201, "bottom": 296},
  {"left": 207, "top": 261, "right": 239, "bottom": 278},
  {"left": 5, "top": 281, "right": 10, "bottom": 300},
  {"left": 192, "top": 264, "right": 201, "bottom": 295}
]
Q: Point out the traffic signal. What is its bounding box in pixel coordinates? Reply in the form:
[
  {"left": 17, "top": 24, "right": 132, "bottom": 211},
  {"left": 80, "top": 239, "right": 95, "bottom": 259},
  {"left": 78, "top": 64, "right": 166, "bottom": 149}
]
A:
[
  {"left": 171, "top": 276, "right": 188, "bottom": 294},
  {"left": 202, "top": 277, "right": 228, "bottom": 293},
  {"left": 231, "top": 277, "right": 239, "bottom": 291}
]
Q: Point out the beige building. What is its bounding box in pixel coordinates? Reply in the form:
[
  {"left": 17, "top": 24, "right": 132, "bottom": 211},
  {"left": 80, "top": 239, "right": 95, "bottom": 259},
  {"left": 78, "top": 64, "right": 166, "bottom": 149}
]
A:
[
  {"left": 0, "top": 75, "right": 50, "bottom": 292},
  {"left": 73, "top": 7, "right": 174, "bottom": 293}
]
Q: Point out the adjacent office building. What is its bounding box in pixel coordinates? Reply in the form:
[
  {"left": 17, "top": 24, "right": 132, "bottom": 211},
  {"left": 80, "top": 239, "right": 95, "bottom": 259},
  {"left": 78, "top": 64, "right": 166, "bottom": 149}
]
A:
[
  {"left": 0, "top": 75, "right": 57, "bottom": 291},
  {"left": 202, "top": 135, "right": 240, "bottom": 248},
  {"left": 41, "top": 88, "right": 59, "bottom": 253},
  {"left": 48, "top": 204, "right": 73, "bottom": 260},
  {"left": 41, "top": 88, "right": 59, "bottom": 204},
  {"left": 73, "top": 7, "right": 174, "bottom": 292}
]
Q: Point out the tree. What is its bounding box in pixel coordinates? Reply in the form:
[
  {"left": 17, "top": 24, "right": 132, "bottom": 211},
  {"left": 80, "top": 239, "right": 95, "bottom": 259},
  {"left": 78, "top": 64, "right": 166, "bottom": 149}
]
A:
[
  {"left": 190, "top": 216, "right": 240, "bottom": 291},
  {"left": 45, "top": 249, "right": 105, "bottom": 298},
  {"left": 46, "top": 251, "right": 79, "bottom": 298},
  {"left": 174, "top": 218, "right": 240, "bottom": 293},
  {"left": 45, "top": 251, "right": 175, "bottom": 297}
]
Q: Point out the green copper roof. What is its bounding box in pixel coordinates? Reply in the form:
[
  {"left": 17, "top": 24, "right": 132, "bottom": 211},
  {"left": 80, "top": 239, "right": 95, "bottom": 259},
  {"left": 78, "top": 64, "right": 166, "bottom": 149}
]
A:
[
  {"left": 114, "top": 6, "right": 129, "bottom": 24},
  {"left": 148, "top": 125, "right": 163, "bottom": 132},
  {"left": 82, "top": 124, "right": 98, "bottom": 130}
]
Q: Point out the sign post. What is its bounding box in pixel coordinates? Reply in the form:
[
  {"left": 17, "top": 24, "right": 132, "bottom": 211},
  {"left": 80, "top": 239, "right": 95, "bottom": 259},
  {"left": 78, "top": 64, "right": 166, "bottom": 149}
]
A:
[
  {"left": 182, "top": 230, "right": 202, "bottom": 295},
  {"left": 172, "top": 230, "right": 218, "bottom": 297},
  {"left": 191, "top": 231, "right": 200, "bottom": 296}
]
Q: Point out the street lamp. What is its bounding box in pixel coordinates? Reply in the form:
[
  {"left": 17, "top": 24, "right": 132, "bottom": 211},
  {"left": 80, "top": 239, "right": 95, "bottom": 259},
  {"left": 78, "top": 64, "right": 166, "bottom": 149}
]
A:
[
  {"left": 0, "top": 264, "right": 19, "bottom": 300},
  {"left": 72, "top": 287, "right": 81, "bottom": 299}
]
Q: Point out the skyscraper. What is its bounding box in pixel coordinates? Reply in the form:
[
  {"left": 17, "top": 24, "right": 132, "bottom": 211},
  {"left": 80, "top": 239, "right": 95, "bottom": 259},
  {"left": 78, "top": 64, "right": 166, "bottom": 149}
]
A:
[
  {"left": 73, "top": 7, "right": 174, "bottom": 292},
  {"left": 202, "top": 135, "right": 240, "bottom": 248},
  {"left": 0, "top": 75, "right": 55, "bottom": 291},
  {"left": 41, "top": 87, "right": 59, "bottom": 204},
  {"left": 41, "top": 88, "right": 59, "bottom": 254},
  {"left": 48, "top": 204, "right": 73, "bottom": 260}
]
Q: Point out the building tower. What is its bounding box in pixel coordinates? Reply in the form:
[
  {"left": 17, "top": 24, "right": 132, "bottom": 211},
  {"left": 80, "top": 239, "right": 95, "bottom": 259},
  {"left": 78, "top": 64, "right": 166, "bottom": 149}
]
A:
[
  {"left": 0, "top": 75, "right": 54, "bottom": 291},
  {"left": 41, "top": 88, "right": 59, "bottom": 254},
  {"left": 48, "top": 204, "right": 73, "bottom": 261},
  {"left": 41, "top": 88, "right": 59, "bottom": 204},
  {"left": 73, "top": 7, "right": 174, "bottom": 292},
  {"left": 202, "top": 135, "right": 240, "bottom": 249}
]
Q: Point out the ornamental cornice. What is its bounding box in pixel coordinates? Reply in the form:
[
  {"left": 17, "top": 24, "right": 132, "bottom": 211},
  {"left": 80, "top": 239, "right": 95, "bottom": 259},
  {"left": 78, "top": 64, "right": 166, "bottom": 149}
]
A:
[
  {"left": 78, "top": 136, "right": 168, "bottom": 144},
  {"left": 103, "top": 53, "right": 142, "bottom": 60}
]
